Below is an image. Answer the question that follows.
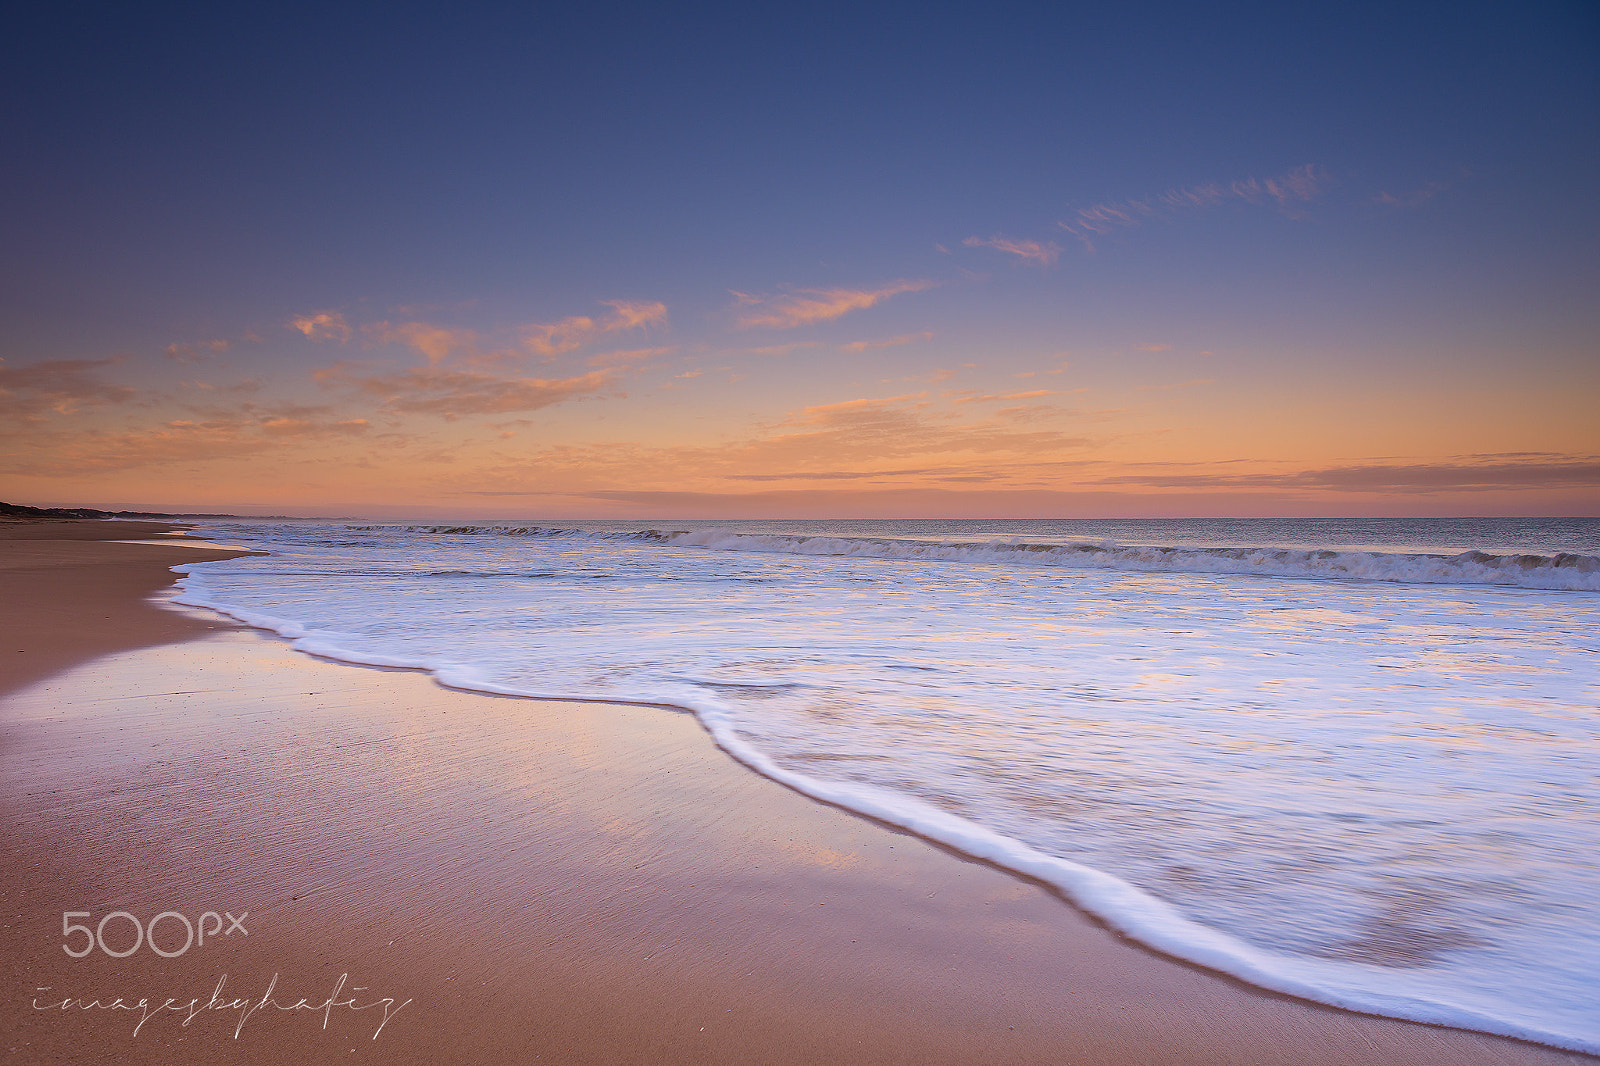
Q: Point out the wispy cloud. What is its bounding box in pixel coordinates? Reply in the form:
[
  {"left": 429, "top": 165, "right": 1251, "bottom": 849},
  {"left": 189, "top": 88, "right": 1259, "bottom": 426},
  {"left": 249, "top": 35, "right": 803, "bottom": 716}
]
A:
[
  {"left": 292, "top": 302, "right": 668, "bottom": 364},
  {"left": 723, "top": 466, "right": 967, "bottom": 482},
  {"left": 0, "top": 400, "right": 380, "bottom": 475},
  {"left": 1375, "top": 180, "right": 1449, "bottom": 208},
  {"left": 950, "top": 389, "right": 1063, "bottom": 405},
  {"left": 961, "top": 235, "right": 1061, "bottom": 266},
  {"left": 1091, "top": 455, "right": 1600, "bottom": 493},
  {"left": 315, "top": 364, "right": 618, "bottom": 419},
  {"left": 164, "top": 339, "right": 231, "bottom": 363},
  {"left": 839, "top": 331, "right": 934, "bottom": 353},
  {"left": 745, "top": 341, "right": 824, "bottom": 356},
  {"left": 522, "top": 300, "right": 668, "bottom": 357},
  {"left": 0, "top": 357, "right": 137, "bottom": 421},
  {"left": 363, "top": 321, "right": 480, "bottom": 363},
  {"left": 257, "top": 416, "right": 372, "bottom": 437},
  {"left": 586, "top": 345, "right": 678, "bottom": 368},
  {"left": 730, "top": 280, "right": 934, "bottom": 330},
  {"left": 1131, "top": 343, "right": 1172, "bottom": 352},
  {"left": 1058, "top": 164, "right": 1330, "bottom": 249}
]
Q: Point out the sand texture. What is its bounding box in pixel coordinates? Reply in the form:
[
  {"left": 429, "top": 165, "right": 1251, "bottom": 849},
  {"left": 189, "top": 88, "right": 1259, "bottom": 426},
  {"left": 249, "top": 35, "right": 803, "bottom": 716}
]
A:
[{"left": 1, "top": 529, "right": 1593, "bottom": 1064}]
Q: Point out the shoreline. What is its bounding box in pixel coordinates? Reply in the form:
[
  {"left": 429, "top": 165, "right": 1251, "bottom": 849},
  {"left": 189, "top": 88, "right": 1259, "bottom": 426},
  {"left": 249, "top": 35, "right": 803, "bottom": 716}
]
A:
[{"left": 2, "top": 523, "right": 1594, "bottom": 1064}]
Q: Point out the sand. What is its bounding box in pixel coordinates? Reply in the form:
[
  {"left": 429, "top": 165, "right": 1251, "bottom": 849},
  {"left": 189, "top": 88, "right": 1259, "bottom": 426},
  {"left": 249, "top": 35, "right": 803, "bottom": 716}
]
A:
[{"left": 1, "top": 522, "right": 1593, "bottom": 1064}]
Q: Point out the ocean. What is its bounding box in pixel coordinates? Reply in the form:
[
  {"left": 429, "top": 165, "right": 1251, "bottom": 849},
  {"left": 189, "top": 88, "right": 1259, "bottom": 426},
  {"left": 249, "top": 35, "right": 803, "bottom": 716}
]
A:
[{"left": 165, "top": 516, "right": 1600, "bottom": 1053}]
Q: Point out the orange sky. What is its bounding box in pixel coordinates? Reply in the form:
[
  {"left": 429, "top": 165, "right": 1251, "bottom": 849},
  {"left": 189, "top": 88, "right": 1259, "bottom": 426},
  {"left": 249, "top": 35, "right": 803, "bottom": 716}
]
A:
[{"left": 4, "top": 289, "right": 1595, "bottom": 518}]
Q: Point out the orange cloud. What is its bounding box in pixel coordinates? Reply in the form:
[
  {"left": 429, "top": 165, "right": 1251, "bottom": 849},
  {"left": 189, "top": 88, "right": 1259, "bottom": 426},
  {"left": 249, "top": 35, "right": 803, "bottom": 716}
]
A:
[
  {"left": 839, "top": 331, "right": 935, "bottom": 353},
  {"left": 600, "top": 300, "right": 669, "bottom": 330},
  {"left": 164, "top": 339, "right": 231, "bottom": 363},
  {"left": 289, "top": 311, "right": 352, "bottom": 343},
  {"left": 0, "top": 357, "right": 137, "bottom": 421},
  {"left": 586, "top": 345, "right": 678, "bottom": 368},
  {"left": 1089, "top": 455, "right": 1600, "bottom": 493},
  {"left": 731, "top": 280, "right": 934, "bottom": 330},
  {"left": 258, "top": 417, "right": 372, "bottom": 437},
  {"left": 961, "top": 236, "right": 1061, "bottom": 266},
  {"left": 1132, "top": 343, "right": 1172, "bottom": 352},
  {"left": 523, "top": 300, "right": 667, "bottom": 357},
  {"left": 316, "top": 364, "right": 618, "bottom": 419},
  {"left": 952, "top": 389, "right": 1063, "bottom": 404},
  {"left": 745, "top": 342, "right": 823, "bottom": 356},
  {"left": 363, "top": 322, "right": 479, "bottom": 363}
]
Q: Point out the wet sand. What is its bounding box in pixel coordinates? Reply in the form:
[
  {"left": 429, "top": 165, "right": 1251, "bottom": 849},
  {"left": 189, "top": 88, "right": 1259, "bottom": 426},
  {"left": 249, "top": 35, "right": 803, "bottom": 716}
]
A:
[{"left": 1, "top": 523, "right": 1593, "bottom": 1064}]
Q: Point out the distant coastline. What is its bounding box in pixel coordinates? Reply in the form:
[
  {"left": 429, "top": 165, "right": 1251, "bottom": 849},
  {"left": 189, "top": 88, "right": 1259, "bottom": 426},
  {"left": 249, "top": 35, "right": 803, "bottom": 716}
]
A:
[{"left": 0, "top": 501, "right": 284, "bottom": 521}]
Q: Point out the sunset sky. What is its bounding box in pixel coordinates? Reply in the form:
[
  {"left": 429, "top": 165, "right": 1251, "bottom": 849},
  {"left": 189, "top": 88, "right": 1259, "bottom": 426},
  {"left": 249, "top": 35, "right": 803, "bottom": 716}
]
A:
[{"left": 3, "top": 1, "right": 1595, "bottom": 519}]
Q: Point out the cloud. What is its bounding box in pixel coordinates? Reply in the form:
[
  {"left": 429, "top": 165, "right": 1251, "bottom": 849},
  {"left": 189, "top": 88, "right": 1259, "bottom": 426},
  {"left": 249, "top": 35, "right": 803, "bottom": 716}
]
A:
[
  {"left": 1058, "top": 164, "right": 1330, "bottom": 248},
  {"left": 731, "top": 280, "right": 934, "bottom": 330},
  {"left": 724, "top": 467, "right": 969, "bottom": 481},
  {"left": 1131, "top": 343, "right": 1172, "bottom": 352},
  {"left": 363, "top": 322, "right": 480, "bottom": 363},
  {"left": 839, "top": 332, "right": 935, "bottom": 353},
  {"left": 463, "top": 486, "right": 1132, "bottom": 520},
  {"left": 447, "top": 392, "right": 1098, "bottom": 503},
  {"left": 257, "top": 417, "right": 371, "bottom": 438},
  {"left": 1375, "top": 181, "right": 1449, "bottom": 208},
  {"left": 600, "top": 300, "right": 669, "bottom": 330},
  {"left": 289, "top": 311, "right": 353, "bottom": 343},
  {"left": 586, "top": 345, "right": 678, "bottom": 368},
  {"left": 745, "top": 342, "right": 824, "bottom": 356},
  {"left": 2, "top": 421, "right": 256, "bottom": 474},
  {"left": 0, "top": 357, "right": 137, "bottom": 420},
  {"left": 1135, "top": 378, "right": 1213, "bottom": 392},
  {"left": 0, "top": 403, "right": 375, "bottom": 474},
  {"left": 296, "top": 302, "right": 667, "bottom": 363},
  {"left": 1090, "top": 455, "right": 1600, "bottom": 493},
  {"left": 164, "top": 340, "right": 231, "bottom": 363},
  {"left": 961, "top": 236, "right": 1061, "bottom": 266},
  {"left": 523, "top": 301, "right": 668, "bottom": 357},
  {"left": 747, "top": 394, "right": 1093, "bottom": 468},
  {"left": 951, "top": 389, "right": 1063, "bottom": 405},
  {"left": 316, "top": 364, "right": 618, "bottom": 419}
]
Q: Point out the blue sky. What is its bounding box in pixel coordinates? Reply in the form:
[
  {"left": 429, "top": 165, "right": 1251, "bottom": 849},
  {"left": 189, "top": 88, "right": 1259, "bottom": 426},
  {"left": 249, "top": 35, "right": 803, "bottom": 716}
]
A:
[{"left": 3, "top": 1, "right": 1595, "bottom": 517}]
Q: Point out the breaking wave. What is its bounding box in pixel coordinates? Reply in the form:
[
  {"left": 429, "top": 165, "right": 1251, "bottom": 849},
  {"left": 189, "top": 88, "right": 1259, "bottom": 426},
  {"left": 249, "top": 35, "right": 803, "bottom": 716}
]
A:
[{"left": 346, "top": 525, "right": 1600, "bottom": 592}]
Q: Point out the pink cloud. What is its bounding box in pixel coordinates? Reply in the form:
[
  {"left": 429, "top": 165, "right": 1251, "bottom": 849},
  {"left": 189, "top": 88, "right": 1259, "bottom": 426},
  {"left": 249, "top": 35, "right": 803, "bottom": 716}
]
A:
[
  {"left": 523, "top": 301, "right": 668, "bottom": 357},
  {"left": 0, "top": 357, "right": 137, "bottom": 420},
  {"left": 288, "top": 311, "right": 352, "bottom": 343},
  {"left": 316, "top": 364, "right": 618, "bottom": 419},
  {"left": 586, "top": 345, "right": 678, "bottom": 368},
  {"left": 731, "top": 280, "right": 934, "bottom": 330},
  {"left": 961, "top": 236, "right": 1061, "bottom": 266},
  {"left": 164, "top": 339, "right": 231, "bottom": 363},
  {"left": 1375, "top": 180, "right": 1449, "bottom": 208},
  {"left": 363, "top": 321, "right": 480, "bottom": 363},
  {"left": 839, "top": 331, "right": 935, "bottom": 353}
]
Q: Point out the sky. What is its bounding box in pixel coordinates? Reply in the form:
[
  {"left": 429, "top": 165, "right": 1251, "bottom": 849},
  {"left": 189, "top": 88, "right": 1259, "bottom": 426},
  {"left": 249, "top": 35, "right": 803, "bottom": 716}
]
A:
[{"left": 2, "top": 0, "right": 1596, "bottom": 519}]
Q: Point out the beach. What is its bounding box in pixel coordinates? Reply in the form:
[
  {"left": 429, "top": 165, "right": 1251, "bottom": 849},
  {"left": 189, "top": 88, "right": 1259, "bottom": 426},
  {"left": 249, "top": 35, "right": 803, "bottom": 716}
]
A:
[{"left": 1, "top": 522, "right": 1594, "bottom": 1065}]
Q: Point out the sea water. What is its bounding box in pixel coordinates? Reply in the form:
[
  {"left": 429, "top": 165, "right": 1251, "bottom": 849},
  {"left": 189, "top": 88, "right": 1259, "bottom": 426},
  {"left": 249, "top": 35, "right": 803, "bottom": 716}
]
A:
[{"left": 166, "top": 517, "right": 1600, "bottom": 1053}]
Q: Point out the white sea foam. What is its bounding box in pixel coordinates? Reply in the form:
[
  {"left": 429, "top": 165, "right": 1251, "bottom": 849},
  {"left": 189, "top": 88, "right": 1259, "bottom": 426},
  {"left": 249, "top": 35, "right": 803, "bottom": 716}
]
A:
[{"left": 169, "top": 519, "right": 1600, "bottom": 1054}]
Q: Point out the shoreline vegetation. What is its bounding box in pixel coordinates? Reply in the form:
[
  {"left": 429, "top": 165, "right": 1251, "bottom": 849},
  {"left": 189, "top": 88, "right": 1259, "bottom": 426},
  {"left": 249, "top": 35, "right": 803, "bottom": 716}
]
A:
[
  {"left": 0, "top": 500, "right": 262, "bottom": 522},
  {"left": 1, "top": 520, "right": 1594, "bottom": 1063}
]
